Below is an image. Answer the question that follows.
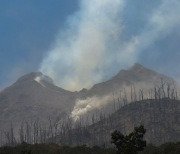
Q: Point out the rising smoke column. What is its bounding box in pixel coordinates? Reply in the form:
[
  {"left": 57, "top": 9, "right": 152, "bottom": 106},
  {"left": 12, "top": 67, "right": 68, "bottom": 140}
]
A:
[
  {"left": 40, "top": 0, "right": 180, "bottom": 91},
  {"left": 40, "top": 0, "right": 126, "bottom": 91},
  {"left": 69, "top": 0, "right": 180, "bottom": 120}
]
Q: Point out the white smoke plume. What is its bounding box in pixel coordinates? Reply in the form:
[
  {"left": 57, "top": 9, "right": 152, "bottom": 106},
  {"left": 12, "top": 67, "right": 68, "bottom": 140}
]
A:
[
  {"left": 40, "top": 0, "right": 180, "bottom": 91},
  {"left": 40, "top": 0, "right": 125, "bottom": 91},
  {"left": 124, "top": 0, "right": 180, "bottom": 57},
  {"left": 71, "top": 95, "right": 112, "bottom": 121}
]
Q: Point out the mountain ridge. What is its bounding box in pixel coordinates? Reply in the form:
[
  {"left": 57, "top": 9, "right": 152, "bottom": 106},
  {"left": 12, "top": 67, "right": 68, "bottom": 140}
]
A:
[
  {"left": 0, "top": 63, "right": 178, "bottom": 141},
  {"left": 83, "top": 63, "right": 176, "bottom": 98}
]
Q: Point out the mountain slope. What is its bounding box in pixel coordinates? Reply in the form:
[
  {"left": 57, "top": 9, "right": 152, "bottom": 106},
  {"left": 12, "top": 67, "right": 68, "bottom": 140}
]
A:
[
  {"left": 0, "top": 72, "right": 77, "bottom": 132},
  {"left": 61, "top": 98, "right": 180, "bottom": 146},
  {"left": 85, "top": 63, "right": 175, "bottom": 97},
  {"left": 0, "top": 64, "right": 178, "bottom": 138},
  {"left": 71, "top": 63, "right": 177, "bottom": 121}
]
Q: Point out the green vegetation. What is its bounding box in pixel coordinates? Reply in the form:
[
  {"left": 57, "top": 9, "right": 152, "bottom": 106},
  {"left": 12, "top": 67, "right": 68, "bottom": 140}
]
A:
[
  {"left": 0, "top": 125, "right": 179, "bottom": 154},
  {"left": 111, "top": 125, "right": 146, "bottom": 154}
]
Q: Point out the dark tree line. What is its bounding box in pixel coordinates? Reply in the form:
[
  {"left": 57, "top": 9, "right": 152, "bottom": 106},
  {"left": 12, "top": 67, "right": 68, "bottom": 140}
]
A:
[{"left": 111, "top": 125, "right": 146, "bottom": 154}]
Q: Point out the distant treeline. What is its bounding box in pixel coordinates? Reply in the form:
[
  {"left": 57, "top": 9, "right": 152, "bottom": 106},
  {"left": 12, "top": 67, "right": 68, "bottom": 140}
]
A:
[{"left": 0, "top": 142, "right": 179, "bottom": 154}]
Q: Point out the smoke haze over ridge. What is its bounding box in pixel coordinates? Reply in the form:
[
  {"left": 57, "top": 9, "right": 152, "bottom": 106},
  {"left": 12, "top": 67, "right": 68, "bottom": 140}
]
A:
[{"left": 40, "top": 0, "right": 180, "bottom": 91}]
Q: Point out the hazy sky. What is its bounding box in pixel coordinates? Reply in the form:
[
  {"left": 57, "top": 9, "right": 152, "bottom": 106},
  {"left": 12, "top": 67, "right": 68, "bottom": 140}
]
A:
[{"left": 0, "top": 0, "right": 180, "bottom": 90}]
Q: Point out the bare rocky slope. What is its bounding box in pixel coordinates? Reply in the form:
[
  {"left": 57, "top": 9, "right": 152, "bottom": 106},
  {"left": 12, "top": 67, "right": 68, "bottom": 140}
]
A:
[
  {"left": 83, "top": 63, "right": 175, "bottom": 98},
  {"left": 75, "top": 63, "right": 176, "bottom": 120},
  {"left": 0, "top": 63, "right": 178, "bottom": 143},
  {"left": 0, "top": 72, "right": 77, "bottom": 133}
]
